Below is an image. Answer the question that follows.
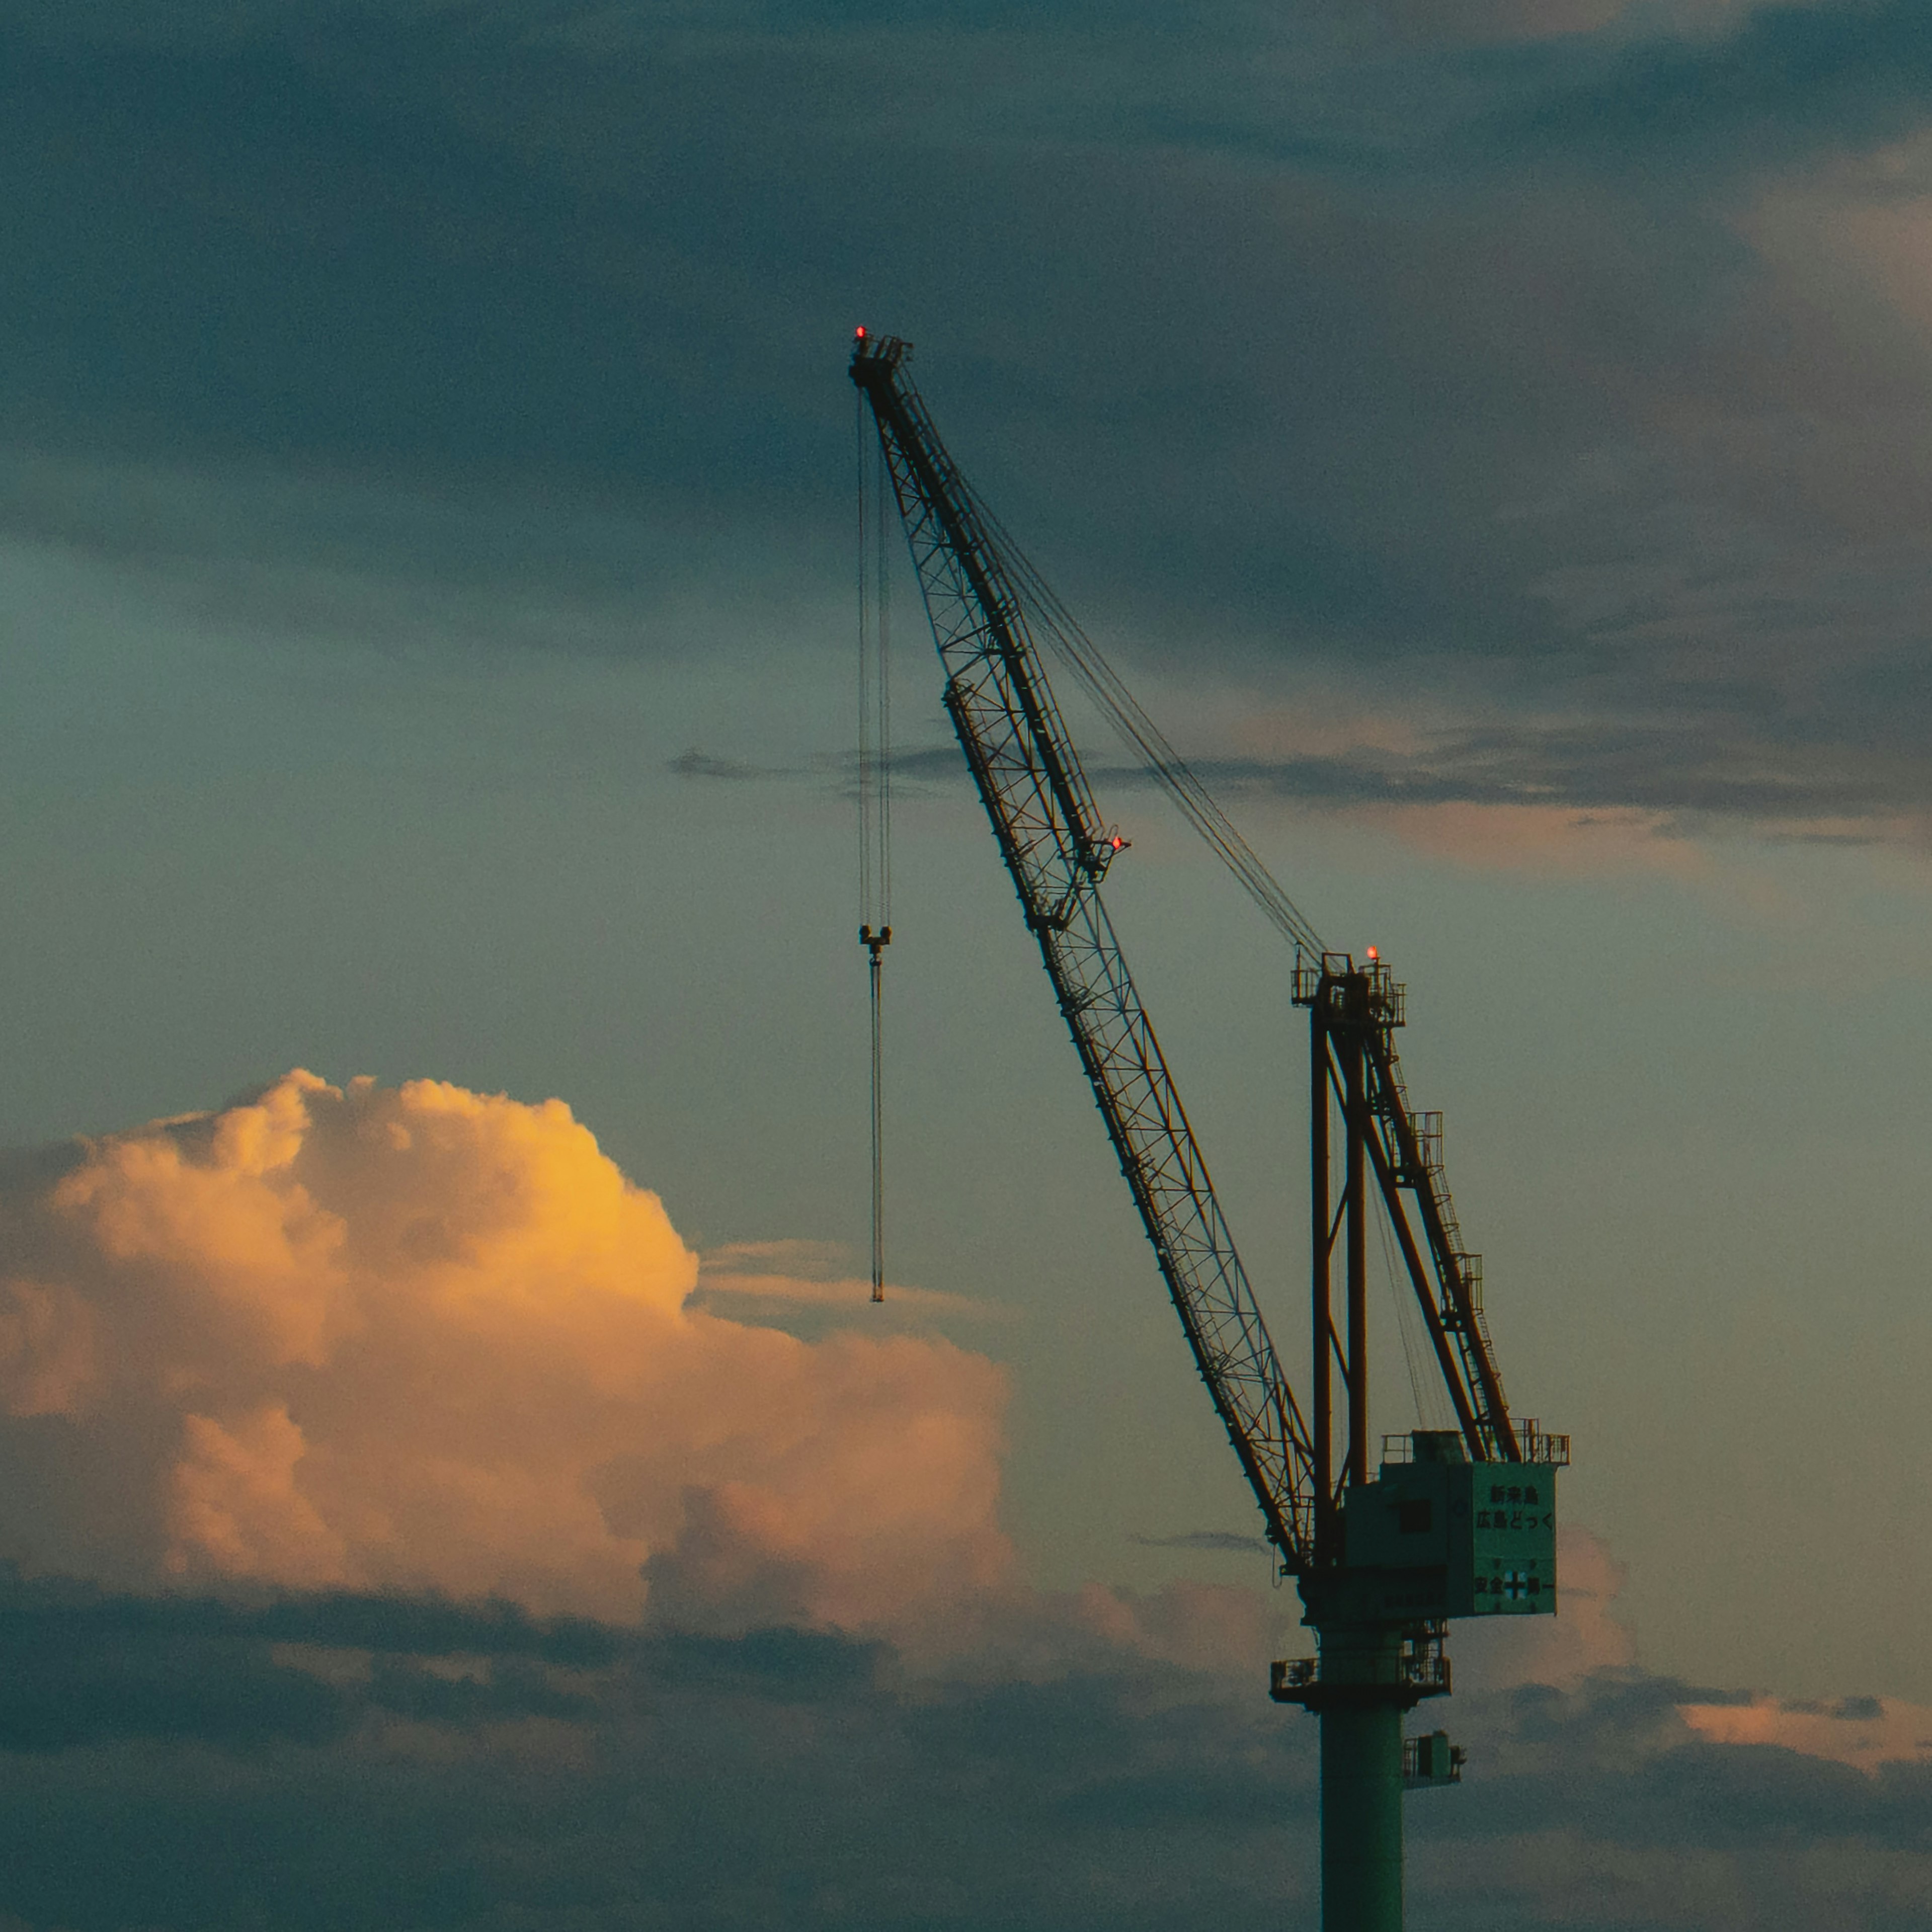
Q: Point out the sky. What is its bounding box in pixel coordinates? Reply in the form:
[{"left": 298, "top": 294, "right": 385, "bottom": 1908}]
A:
[{"left": 5, "top": 0, "right": 1932, "bottom": 1924}]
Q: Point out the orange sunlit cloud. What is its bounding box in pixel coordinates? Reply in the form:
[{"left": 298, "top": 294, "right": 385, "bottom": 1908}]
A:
[
  {"left": 1199, "top": 698, "right": 1712, "bottom": 877},
  {"left": 1679, "top": 1695, "right": 1932, "bottom": 1769},
  {"left": 1364, "top": 801, "right": 1703, "bottom": 877},
  {"left": 0, "top": 1071, "right": 1013, "bottom": 1630},
  {"left": 5, "top": 1075, "right": 1902, "bottom": 1753}
]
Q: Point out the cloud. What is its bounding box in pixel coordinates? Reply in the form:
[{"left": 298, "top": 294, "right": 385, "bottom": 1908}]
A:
[
  {"left": 1452, "top": 1524, "right": 1640, "bottom": 1694},
  {"left": 669, "top": 748, "right": 781, "bottom": 782},
  {"left": 1680, "top": 1691, "right": 1932, "bottom": 1768},
  {"left": 0, "top": 1558, "right": 1922, "bottom": 1930},
  {"left": 0, "top": 1071, "right": 1012, "bottom": 1630},
  {"left": 1469, "top": 0, "right": 1932, "bottom": 177},
  {"left": 694, "top": 1239, "right": 1009, "bottom": 1322},
  {"left": 674, "top": 692, "right": 1920, "bottom": 871},
  {"left": 1131, "top": 1530, "right": 1271, "bottom": 1553},
  {"left": 10, "top": 0, "right": 1932, "bottom": 860},
  {"left": 0, "top": 1577, "right": 1329, "bottom": 1932},
  {"left": 0, "top": 1073, "right": 1917, "bottom": 1926}
]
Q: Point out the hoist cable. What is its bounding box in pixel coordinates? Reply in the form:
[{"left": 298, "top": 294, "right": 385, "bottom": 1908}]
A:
[
  {"left": 965, "top": 483, "right": 1326, "bottom": 961},
  {"left": 876, "top": 412, "right": 893, "bottom": 929},
  {"left": 868, "top": 945, "right": 886, "bottom": 1302},
  {"left": 857, "top": 394, "right": 874, "bottom": 930},
  {"left": 857, "top": 399, "right": 892, "bottom": 1302}
]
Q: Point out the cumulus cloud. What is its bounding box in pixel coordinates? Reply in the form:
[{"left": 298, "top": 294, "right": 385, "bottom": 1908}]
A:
[
  {"left": 0, "top": 1071, "right": 1011, "bottom": 1629},
  {"left": 0, "top": 1079, "right": 1922, "bottom": 1927}
]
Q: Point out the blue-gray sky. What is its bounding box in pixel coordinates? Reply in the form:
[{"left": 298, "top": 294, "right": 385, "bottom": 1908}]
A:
[{"left": 7, "top": 0, "right": 1932, "bottom": 1924}]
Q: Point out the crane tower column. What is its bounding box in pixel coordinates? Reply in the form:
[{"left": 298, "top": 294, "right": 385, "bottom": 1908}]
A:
[{"left": 1315, "top": 1628, "right": 1405, "bottom": 1932}]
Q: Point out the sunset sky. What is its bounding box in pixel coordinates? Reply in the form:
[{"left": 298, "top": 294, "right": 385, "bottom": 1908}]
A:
[{"left": 5, "top": 1, "right": 1932, "bottom": 1925}]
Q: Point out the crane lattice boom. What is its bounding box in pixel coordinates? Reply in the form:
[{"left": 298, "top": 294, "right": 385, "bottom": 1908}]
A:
[{"left": 851, "top": 333, "right": 1319, "bottom": 1568}]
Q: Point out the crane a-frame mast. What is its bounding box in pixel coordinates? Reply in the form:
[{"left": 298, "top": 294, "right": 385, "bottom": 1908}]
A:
[{"left": 850, "top": 330, "right": 1567, "bottom": 1932}]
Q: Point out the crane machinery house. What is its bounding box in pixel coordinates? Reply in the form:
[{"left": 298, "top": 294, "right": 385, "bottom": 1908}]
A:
[{"left": 1345, "top": 1431, "right": 1559, "bottom": 1621}]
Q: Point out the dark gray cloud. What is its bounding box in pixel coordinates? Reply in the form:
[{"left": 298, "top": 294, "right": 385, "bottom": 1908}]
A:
[
  {"left": 0, "top": 1572, "right": 1923, "bottom": 1930},
  {"left": 688, "top": 709, "right": 1925, "bottom": 832},
  {"left": 1124, "top": 725, "right": 1931, "bottom": 830},
  {"left": 1470, "top": 0, "right": 1932, "bottom": 177},
  {"left": 0, "top": 1572, "right": 620, "bottom": 1753},
  {"left": 6, "top": 0, "right": 1932, "bottom": 836},
  {"left": 670, "top": 747, "right": 805, "bottom": 782}
]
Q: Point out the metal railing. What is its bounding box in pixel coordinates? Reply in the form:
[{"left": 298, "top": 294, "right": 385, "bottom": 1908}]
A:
[
  {"left": 1268, "top": 1641, "right": 1452, "bottom": 1698},
  {"left": 1515, "top": 1421, "right": 1571, "bottom": 1466},
  {"left": 1291, "top": 953, "right": 1408, "bottom": 1028},
  {"left": 1379, "top": 1424, "right": 1569, "bottom": 1467}
]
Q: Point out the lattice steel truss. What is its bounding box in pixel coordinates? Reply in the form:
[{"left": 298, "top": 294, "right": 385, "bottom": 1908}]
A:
[
  {"left": 853, "top": 334, "right": 1318, "bottom": 1568},
  {"left": 850, "top": 333, "right": 1536, "bottom": 1578},
  {"left": 1297, "top": 956, "right": 1521, "bottom": 1561}
]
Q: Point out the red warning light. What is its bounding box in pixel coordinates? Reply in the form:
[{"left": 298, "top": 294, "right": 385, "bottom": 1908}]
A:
[
  {"left": 1111, "top": 835, "right": 1124, "bottom": 851},
  {"left": 1366, "top": 945, "right": 1379, "bottom": 961},
  {"left": 855, "top": 326, "right": 867, "bottom": 340}
]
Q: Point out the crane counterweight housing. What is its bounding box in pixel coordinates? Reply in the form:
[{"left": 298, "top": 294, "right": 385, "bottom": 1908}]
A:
[
  {"left": 848, "top": 329, "right": 1569, "bottom": 1932},
  {"left": 1341, "top": 1434, "right": 1560, "bottom": 1622}
]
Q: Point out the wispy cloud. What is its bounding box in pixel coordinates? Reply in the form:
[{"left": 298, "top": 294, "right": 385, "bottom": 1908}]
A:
[
  {"left": 669, "top": 748, "right": 785, "bottom": 782},
  {"left": 1130, "top": 1530, "right": 1270, "bottom": 1554},
  {"left": 695, "top": 1240, "right": 1011, "bottom": 1321},
  {"left": 670, "top": 715, "right": 1930, "bottom": 855}
]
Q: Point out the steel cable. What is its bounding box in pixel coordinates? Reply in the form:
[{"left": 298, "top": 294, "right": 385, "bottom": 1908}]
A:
[{"left": 963, "top": 484, "right": 1327, "bottom": 960}]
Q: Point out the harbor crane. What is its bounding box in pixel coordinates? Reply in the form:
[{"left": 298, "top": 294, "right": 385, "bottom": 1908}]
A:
[{"left": 849, "top": 330, "right": 1567, "bottom": 1932}]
